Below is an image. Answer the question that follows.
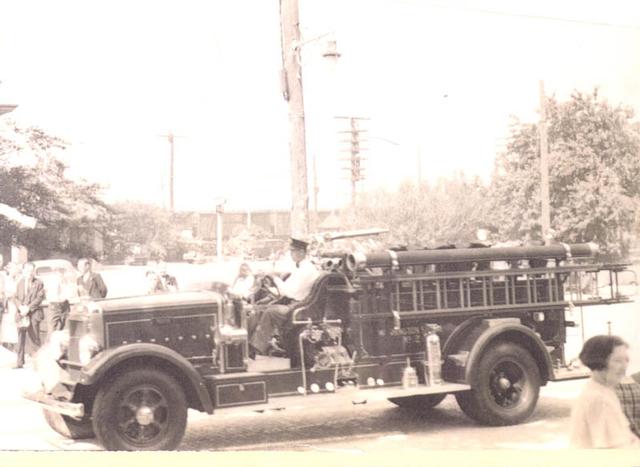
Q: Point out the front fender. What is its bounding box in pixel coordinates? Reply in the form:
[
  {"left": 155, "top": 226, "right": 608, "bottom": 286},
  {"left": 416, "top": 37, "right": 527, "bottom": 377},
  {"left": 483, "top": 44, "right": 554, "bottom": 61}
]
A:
[
  {"left": 78, "top": 343, "right": 214, "bottom": 413},
  {"left": 464, "top": 318, "right": 553, "bottom": 384}
]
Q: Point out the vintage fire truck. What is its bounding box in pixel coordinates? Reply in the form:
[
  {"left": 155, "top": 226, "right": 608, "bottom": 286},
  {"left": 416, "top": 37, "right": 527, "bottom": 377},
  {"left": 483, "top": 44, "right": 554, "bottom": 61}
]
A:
[{"left": 26, "top": 241, "right": 633, "bottom": 450}]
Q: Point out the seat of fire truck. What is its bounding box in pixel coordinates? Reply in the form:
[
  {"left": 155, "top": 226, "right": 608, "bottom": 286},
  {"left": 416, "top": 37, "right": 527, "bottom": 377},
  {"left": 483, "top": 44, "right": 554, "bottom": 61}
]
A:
[
  {"left": 284, "top": 272, "right": 354, "bottom": 366},
  {"left": 248, "top": 272, "right": 353, "bottom": 367}
]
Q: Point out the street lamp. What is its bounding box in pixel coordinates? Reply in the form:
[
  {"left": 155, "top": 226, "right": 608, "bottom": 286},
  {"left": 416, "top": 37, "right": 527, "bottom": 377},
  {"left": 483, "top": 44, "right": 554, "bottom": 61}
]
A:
[
  {"left": 215, "top": 198, "right": 226, "bottom": 262},
  {"left": 322, "top": 39, "right": 341, "bottom": 72},
  {"left": 0, "top": 104, "right": 17, "bottom": 116}
]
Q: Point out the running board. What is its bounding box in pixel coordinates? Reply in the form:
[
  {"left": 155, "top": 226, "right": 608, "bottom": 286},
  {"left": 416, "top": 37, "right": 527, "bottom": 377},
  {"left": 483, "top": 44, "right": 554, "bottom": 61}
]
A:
[
  {"left": 551, "top": 367, "right": 590, "bottom": 381},
  {"left": 213, "top": 382, "right": 470, "bottom": 415}
]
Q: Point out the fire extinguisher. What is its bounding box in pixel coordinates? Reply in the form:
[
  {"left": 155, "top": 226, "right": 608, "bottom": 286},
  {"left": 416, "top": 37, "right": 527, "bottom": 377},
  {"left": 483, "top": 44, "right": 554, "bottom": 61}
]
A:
[{"left": 425, "top": 324, "right": 442, "bottom": 385}]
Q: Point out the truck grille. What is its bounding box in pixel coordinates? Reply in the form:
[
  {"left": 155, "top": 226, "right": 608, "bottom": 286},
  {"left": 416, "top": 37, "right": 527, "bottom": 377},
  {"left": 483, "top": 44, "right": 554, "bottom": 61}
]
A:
[{"left": 67, "top": 317, "right": 86, "bottom": 363}]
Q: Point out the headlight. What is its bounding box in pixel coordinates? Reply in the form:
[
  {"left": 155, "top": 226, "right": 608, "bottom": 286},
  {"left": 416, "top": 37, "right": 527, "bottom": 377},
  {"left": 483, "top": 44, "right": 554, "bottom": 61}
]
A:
[
  {"left": 36, "top": 330, "right": 70, "bottom": 393},
  {"left": 78, "top": 334, "right": 101, "bottom": 365},
  {"left": 49, "top": 330, "right": 70, "bottom": 357}
]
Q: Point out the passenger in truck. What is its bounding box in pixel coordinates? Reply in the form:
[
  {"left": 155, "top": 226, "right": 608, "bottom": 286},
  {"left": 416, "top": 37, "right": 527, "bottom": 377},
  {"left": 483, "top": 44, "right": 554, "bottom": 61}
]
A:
[
  {"left": 229, "top": 262, "right": 257, "bottom": 302},
  {"left": 157, "top": 263, "right": 179, "bottom": 292},
  {"left": 248, "top": 238, "right": 319, "bottom": 357},
  {"left": 145, "top": 270, "right": 166, "bottom": 295}
]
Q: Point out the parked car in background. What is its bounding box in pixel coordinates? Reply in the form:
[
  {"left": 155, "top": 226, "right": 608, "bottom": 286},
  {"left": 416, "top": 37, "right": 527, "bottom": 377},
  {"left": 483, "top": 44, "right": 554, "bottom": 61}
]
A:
[
  {"left": 250, "top": 238, "right": 287, "bottom": 260},
  {"left": 123, "top": 243, "right": 149, "bottom": 266},
  {"left": 33, "top": 259, "right": 78, "bottom": 302},
  {"left": 182, "top": 250, "right": 206, "bottom": 264},
  {"left": 124, "top": 252, "right": 149, "bottom": 266}
]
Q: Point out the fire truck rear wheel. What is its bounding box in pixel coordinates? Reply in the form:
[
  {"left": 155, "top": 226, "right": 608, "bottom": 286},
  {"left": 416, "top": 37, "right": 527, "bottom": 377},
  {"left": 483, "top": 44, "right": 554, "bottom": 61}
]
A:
[
  {"left": 91, "top": 368, "right": 188, "bottom": 451},
  {"left": 455, "top": 341, "right": 540, "bottom": 426},
  {"left": 43, "top": 409, "right": 95, "bottom": 440},
  {"left": 388, "top": 393, "right": 447, "bottom": 410}
]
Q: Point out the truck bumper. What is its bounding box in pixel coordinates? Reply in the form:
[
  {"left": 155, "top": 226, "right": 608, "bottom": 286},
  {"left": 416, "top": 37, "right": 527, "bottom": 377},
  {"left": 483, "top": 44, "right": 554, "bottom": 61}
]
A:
[{"left": 23, "top": 389, "right": 85, "bottom": 419}]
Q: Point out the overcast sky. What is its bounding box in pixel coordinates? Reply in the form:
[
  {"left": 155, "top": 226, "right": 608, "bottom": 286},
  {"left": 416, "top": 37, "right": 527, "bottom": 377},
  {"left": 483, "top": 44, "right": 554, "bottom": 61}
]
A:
[{"left": 1, "top": 0, "right": 639, "bottom": 211}]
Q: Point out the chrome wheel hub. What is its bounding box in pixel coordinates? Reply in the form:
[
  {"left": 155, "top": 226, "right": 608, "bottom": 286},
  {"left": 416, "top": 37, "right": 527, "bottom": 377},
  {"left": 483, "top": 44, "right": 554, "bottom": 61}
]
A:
[{"left": 135, "top": 406, "right": 154, "bottom": 426}]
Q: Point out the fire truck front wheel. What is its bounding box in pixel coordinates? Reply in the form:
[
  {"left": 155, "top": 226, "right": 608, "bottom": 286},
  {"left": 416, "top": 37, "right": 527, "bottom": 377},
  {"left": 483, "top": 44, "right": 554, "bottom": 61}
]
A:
[
  {"left": 455, "top": 341, "right": 540, "bottom": 426},
  {"left": 91, "top": 368, "right": 188, "bottom": 451},
  {"left": 388, "top": 393, "right": 447, "bottom": 410}
]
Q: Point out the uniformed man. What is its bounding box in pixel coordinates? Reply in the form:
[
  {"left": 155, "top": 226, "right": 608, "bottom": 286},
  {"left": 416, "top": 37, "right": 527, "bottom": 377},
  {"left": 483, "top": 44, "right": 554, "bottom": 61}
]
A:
[{"left": 248, "top": 238, "right": 319, "bottom": 356}]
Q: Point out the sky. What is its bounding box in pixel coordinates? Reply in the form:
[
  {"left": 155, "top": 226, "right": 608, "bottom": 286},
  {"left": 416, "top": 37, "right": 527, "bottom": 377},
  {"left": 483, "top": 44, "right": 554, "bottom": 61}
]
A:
[{"left": 1, "top": 0, "right": 639, "bottom": 212}]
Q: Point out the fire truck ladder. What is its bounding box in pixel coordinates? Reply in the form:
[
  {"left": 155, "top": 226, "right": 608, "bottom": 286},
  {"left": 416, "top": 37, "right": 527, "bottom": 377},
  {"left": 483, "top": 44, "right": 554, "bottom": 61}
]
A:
[{"left": 361, "top": 262, "right": 633, "bottom": 319}]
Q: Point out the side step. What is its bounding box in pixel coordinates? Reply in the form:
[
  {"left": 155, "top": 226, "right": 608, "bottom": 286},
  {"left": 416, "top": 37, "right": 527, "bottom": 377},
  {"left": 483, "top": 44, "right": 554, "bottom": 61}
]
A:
[
  {"left": 204, "top": 372, "right": 269, "bottom": 408},
  {"left": 551, "top": 366, "right": 590, "bottom": 381},
  {"left": 211, "top": 381, "right": 471, "bottom": 416}
]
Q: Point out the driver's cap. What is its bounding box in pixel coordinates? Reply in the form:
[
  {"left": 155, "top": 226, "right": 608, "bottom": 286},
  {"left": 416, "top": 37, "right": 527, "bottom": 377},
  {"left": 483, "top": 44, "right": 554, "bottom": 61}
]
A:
[{"left": 290, "top": 237, "right": 309, "bottom": 251}]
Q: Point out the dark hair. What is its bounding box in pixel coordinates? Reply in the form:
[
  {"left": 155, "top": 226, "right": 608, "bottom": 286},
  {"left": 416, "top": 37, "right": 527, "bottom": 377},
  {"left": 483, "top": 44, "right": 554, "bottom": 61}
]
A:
[{"left": 579, "top": 335, "right": 628, "bottom": 371}]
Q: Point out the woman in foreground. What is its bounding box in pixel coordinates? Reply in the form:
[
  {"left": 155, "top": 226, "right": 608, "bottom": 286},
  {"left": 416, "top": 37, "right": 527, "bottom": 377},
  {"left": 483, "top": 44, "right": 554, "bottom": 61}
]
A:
[{"left": 569, "top": 335, "right": 639, "bottom": 448}]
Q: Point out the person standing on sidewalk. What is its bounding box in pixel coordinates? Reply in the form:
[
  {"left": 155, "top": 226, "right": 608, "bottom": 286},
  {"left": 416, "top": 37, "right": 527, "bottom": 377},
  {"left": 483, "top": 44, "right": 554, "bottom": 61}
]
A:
[
  {"left": 15, "top": 262, "right": 45, "bottom": 369},
  {"left": 569, "top": 335, "right": 640, "bottom": 448},
  {"left": 1, "top": 263, "right": 21, "bottom": 352},
  {"left": 0, "top": 255, "right": 6, "bottom": 348},
  {"left": 77, "top": 258, "right": 107, "bottom": 299},
  {"left": 47, "top": 267, "right": 77, "bottom": 333}
]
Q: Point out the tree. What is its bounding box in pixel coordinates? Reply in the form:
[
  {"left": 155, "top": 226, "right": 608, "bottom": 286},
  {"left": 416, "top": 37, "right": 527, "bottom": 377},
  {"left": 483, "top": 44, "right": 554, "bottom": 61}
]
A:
[
  {"left": 0, "top": 120, "right": 110, "bottom": 259},
  {"left": 489, "top": 89, "right": 640, "bottom": 256},
  {"left": 223, "top": 224, "right": 270, "bottom": 257},
  {"left": 104, "top": 202, "right": 184, "bottom": 261},
  {"left": 342, "top": 173, "right": 491, "bottom": 248}
]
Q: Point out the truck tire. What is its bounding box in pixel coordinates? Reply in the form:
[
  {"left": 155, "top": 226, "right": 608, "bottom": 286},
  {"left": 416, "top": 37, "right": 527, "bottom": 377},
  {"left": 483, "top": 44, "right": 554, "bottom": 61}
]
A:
[
  {"left": 91, "top": 368, "right": 188, "bottom": 451},
  {"left": 388, "top": 393, "right": 446, "bottom": 410},
  {"left": 455, "top": 341, "right": 540, "bottom": 426},
  {"left": 43, "top": 409, "right": 95, "bottom": 440}
]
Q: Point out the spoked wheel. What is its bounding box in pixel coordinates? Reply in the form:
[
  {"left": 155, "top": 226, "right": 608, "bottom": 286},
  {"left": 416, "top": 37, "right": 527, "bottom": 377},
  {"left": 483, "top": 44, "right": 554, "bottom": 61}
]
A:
[
  {"left": 455, "top": 341, "right": 540, "bottom": 426},
  {"left": 92, "top": 368, "right": 187, "bottom": 451},
  {"left": 388, "top": 393, "right": 447, "bottom": 410}
]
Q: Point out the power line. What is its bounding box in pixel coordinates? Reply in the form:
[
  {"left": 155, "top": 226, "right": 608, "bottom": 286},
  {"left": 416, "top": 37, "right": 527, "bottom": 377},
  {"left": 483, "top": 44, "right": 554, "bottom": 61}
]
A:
[{"left": 395, "top": 0, "right": 640, "bottom": 31}]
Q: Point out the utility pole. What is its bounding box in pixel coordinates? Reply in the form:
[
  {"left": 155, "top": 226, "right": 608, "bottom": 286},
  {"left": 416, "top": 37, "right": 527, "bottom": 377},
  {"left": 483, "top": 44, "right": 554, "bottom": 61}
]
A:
[
  {"left": 539, "top": 81, "right": 551, "bottom": 242},
  {"left": 279, "top": 0, "right": 309, "bottom": 238},
  {"left": 416, "top": 143, "right": 422, "bottom": 186},
  {"left": 337, "top": 116, "right": 368, "bottom": 206},
  {"left": 349, "top": 118, "right": 360, "bottom": 206},
  {"left": 312, "top": 152, "right": 319, "bottom": 231},
  {"left": 215, "top": 199, "right": 226, "bottom": 262},
  {"left": 158, "top": 132, "right": 183, "bottom": 212}
]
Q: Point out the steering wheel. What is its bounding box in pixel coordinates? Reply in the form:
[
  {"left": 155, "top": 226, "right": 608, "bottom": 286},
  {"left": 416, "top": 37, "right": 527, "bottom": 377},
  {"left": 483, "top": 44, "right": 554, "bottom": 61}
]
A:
[{"left": 254, "top": 274, "right": 281, "bottom": 304}]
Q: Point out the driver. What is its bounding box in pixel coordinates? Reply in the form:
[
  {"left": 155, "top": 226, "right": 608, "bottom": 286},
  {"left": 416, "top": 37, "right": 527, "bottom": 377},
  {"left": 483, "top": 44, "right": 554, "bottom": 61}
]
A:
[{"left": 248, "top": 238, "right": 319, "bottom": 356}]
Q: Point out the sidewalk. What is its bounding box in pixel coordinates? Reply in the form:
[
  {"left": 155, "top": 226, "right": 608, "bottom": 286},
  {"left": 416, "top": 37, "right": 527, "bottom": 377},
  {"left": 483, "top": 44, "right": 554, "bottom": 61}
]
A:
[{"left": 0, "top": 346, "right": 99, "bottom": 451}]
